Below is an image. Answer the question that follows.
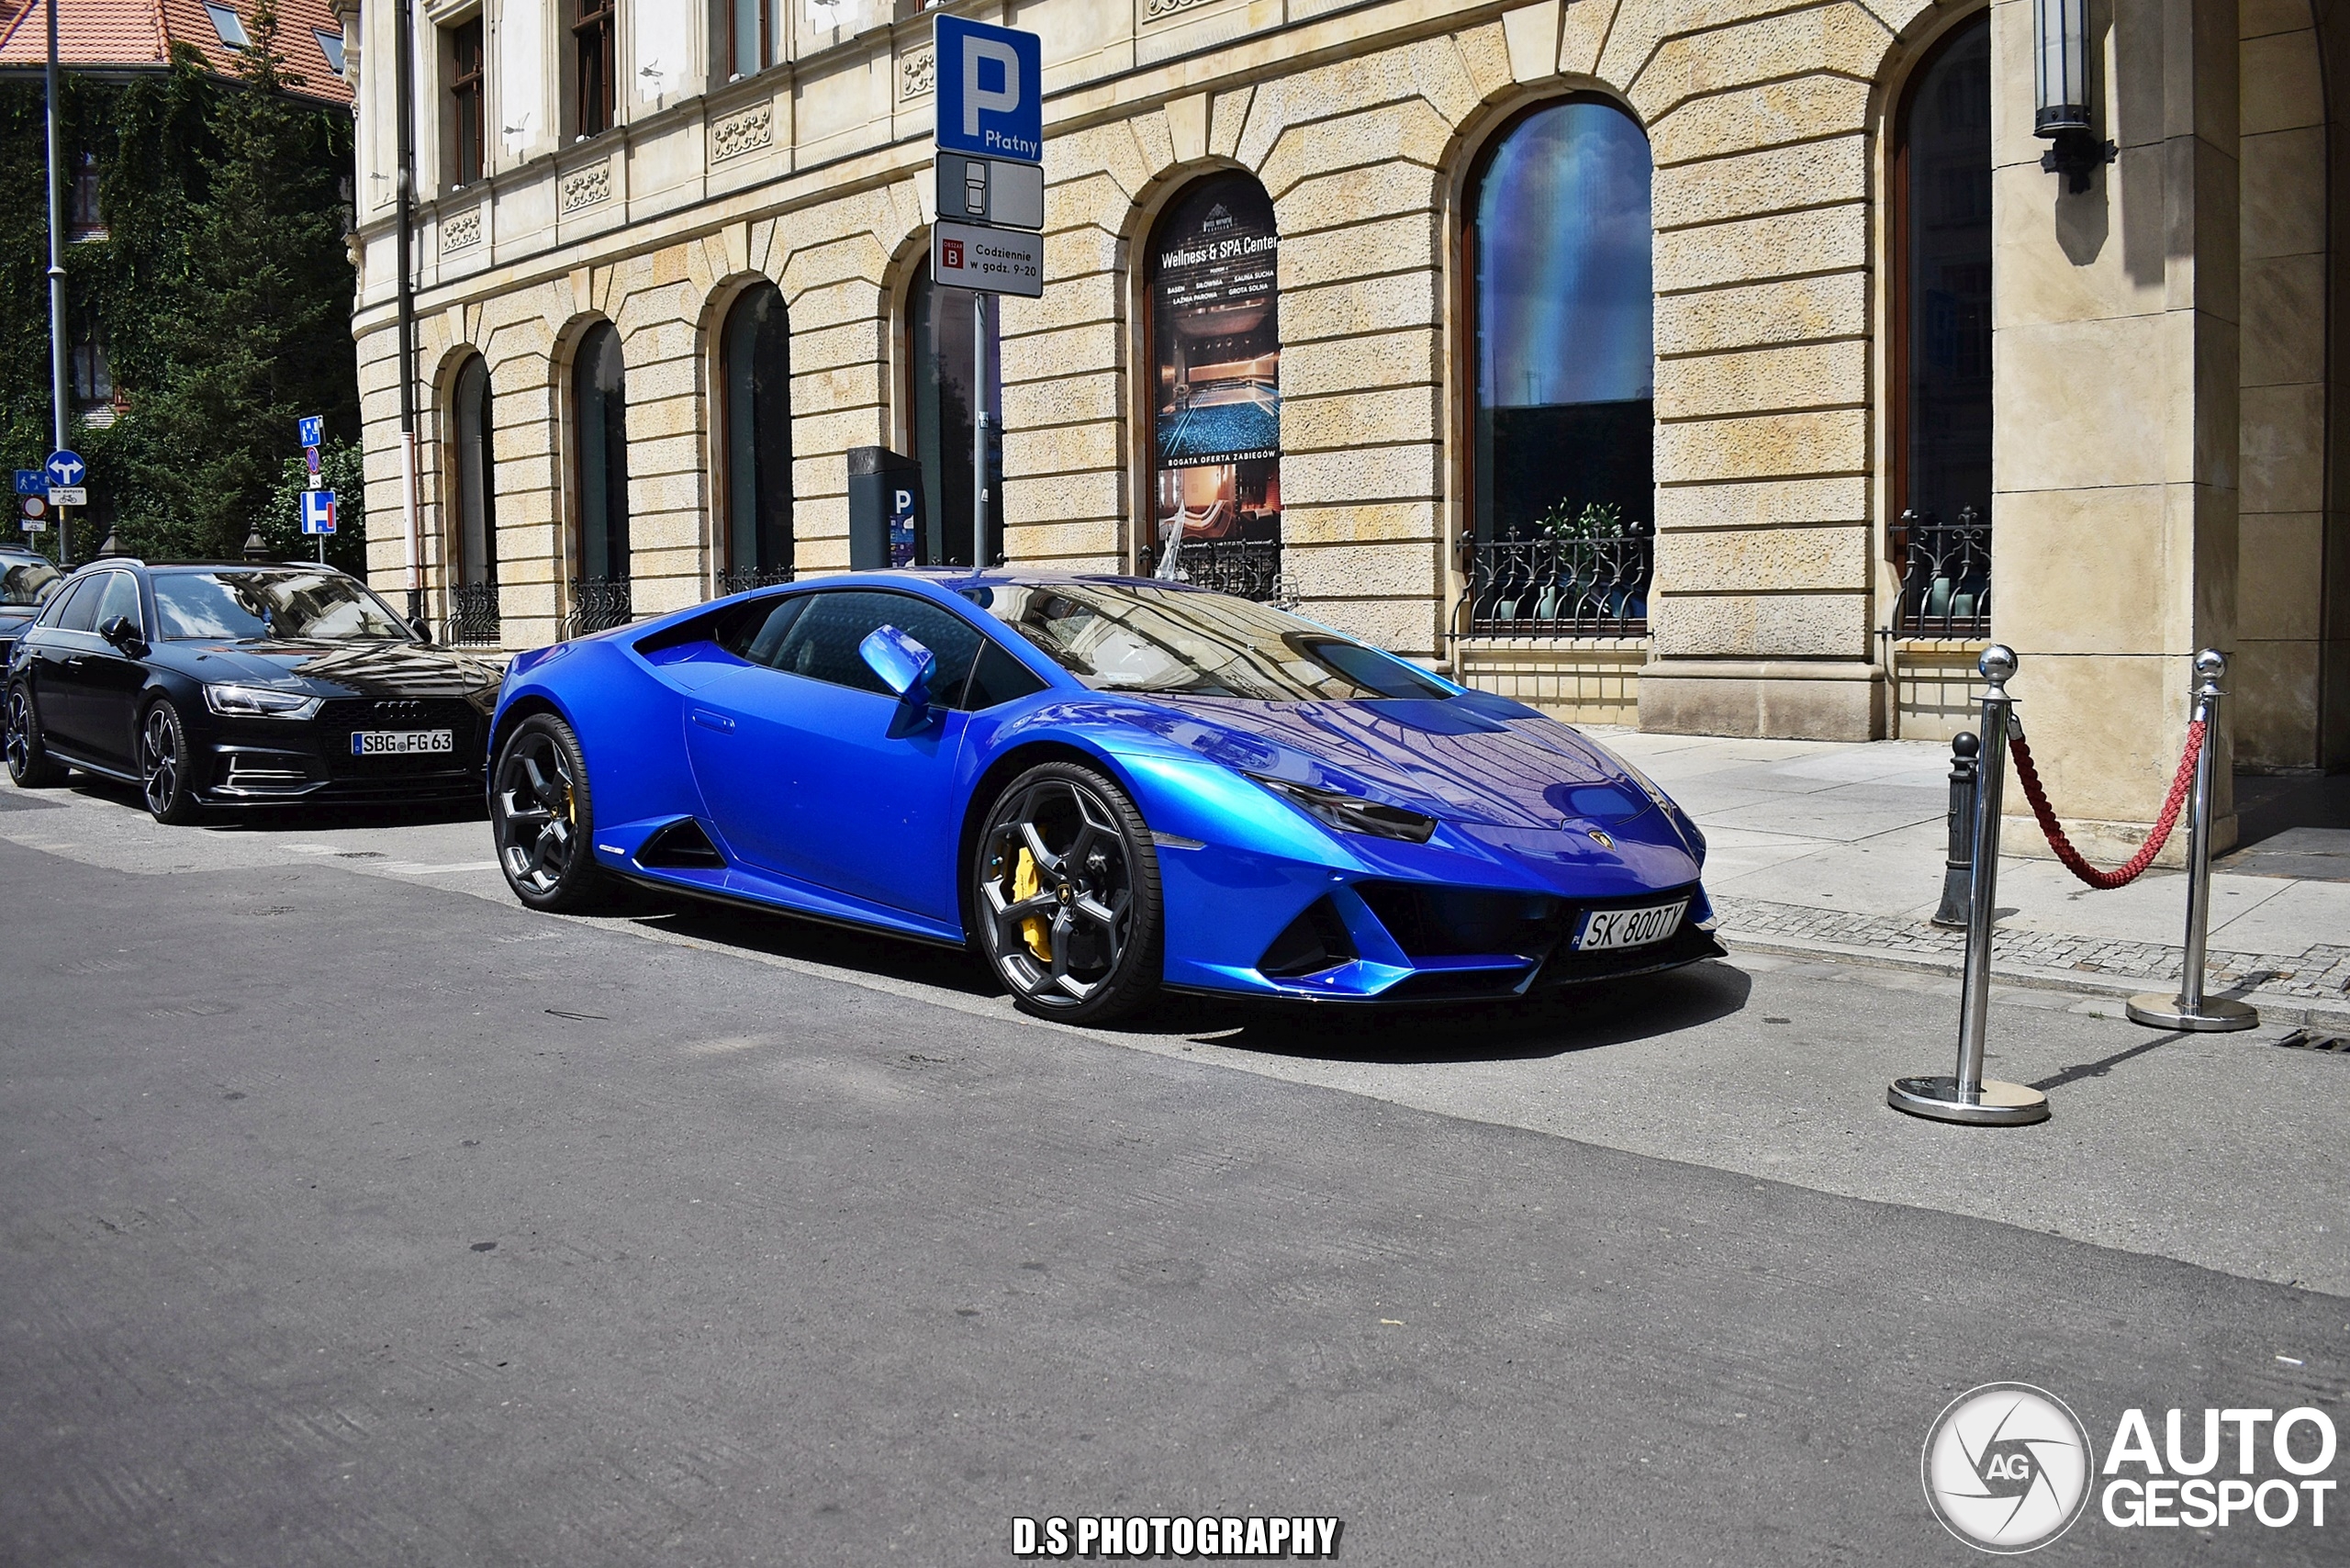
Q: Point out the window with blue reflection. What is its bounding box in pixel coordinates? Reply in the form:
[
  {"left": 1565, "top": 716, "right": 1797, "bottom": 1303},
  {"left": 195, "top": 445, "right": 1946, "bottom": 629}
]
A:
[{"left": 1467, "top": 98, "right": 1653, "bottom": 543}]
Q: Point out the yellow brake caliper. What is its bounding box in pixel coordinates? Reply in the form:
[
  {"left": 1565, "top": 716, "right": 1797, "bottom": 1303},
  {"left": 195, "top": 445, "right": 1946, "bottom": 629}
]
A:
[{"left": 1010, "top": 846, "right": 1053, "bottom": 962}]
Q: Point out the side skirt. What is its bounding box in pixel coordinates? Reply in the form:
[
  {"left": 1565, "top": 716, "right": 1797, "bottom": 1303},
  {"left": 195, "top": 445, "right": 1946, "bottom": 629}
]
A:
[{"left": 614, "top": 869, "right": 971, "bottom": 953}]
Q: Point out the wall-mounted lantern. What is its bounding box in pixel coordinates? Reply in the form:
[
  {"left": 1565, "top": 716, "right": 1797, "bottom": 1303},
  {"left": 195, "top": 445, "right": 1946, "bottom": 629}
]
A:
[{"left": 2033, "top": 0, "right": 2115, "bottom": 191}]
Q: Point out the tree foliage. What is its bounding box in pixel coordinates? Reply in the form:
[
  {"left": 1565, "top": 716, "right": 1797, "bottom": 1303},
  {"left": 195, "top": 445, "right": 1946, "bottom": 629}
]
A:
[{"left": 0, "top": 0, "right": 360, "bottom": 566}]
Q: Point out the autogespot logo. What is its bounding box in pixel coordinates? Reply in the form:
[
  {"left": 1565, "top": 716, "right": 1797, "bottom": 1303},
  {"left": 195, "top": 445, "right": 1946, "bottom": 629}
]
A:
[{"left": 1921, "top": 1383, "right": 2094, "bottom": 1553}]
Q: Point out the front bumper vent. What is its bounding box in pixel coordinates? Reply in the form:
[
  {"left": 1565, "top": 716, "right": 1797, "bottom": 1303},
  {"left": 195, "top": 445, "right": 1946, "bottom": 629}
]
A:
[{"left": 1257, "top": 896, "right": 1357, "bottom": 978}]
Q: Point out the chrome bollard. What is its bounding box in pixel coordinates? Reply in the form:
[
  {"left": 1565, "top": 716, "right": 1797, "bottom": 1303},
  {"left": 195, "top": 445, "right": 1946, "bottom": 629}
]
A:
[
  {"left": 1930, "top": 732, "right": 1979, "bottom": 929},
  {"left": 2126, "top": 651, "right": 2259, "bottom": 1032},
  {"left": 1889, "top": 645, "right": 2052, "bottom": 1126}
]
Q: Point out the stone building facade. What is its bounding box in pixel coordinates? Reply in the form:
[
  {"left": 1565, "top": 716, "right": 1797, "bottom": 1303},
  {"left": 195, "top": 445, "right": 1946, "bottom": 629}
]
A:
[{"left": 347, "top": 0, "right": 2347, "bottom": 857}]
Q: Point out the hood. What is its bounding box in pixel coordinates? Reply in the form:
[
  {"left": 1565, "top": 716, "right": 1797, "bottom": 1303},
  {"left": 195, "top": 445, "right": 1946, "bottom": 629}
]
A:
[
  {"left": 1108, "top": 689, "right": 1654, "bottom": 832},
  {"left": 182, "top": 639, "right": 507, "bottom": 699}
]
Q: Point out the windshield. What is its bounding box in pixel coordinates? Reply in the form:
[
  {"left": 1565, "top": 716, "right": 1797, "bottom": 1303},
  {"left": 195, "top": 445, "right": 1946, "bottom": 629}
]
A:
[
  {"left": 0, "top": 556, "right": 62, "bottom": 609},
  {"left": 151, "top": 569, "right": 417, "bottom": 642},
  {"left": 961, "top": 581, "right": 1454, "bottom": 701}
]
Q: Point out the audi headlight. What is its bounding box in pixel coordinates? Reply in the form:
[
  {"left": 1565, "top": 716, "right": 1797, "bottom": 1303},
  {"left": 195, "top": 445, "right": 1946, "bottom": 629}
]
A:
[
  {"left": 1244, "top": 772, "right": 1438, "bottom": 844},
  {"left": 204, "top": 683, "right": 321, "bottom": 720}
]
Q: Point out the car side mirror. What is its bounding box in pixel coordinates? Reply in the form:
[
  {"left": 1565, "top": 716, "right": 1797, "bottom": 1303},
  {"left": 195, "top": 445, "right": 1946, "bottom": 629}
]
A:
[
  {"left": 98, "top": 615, "right": 146, "bottom": 655},
  {"left": 859, "top": 624, "right": 935, "bottom": 708},
  {"left": 409, "top": 615, "right": 433, "bottom": 644}
]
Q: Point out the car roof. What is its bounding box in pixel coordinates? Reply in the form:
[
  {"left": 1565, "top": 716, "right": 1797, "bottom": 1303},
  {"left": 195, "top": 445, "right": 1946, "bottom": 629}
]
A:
[
  {"left": 57, "top": 559, "right": 354, "bottom": 575},
  {"left": 792, "top": 566, "right": 1210, "bottom": 594}
]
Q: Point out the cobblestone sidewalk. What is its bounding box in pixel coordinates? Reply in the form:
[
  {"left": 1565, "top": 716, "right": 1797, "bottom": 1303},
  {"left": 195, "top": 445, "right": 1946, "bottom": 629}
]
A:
[{"left": 1713, "top": 893, "right": 2350, "bottom": 1005}]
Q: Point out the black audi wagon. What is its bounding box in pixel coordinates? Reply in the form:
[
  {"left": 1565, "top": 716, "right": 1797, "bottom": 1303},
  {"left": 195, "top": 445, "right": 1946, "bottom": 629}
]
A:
[{"left": 5, "top": 559, "right": 506, "bottom": 823}]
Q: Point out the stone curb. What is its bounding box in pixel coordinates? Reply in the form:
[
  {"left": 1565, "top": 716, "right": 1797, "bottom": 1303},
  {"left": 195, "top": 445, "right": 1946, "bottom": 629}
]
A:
[{"left": 1719, "top": 927, "right": 2350, "bottom": 1033}]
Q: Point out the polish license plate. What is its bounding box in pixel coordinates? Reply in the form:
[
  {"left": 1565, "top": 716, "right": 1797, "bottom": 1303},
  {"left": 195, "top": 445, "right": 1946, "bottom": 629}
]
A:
[
  {"left": 1572, "top": 900, "right": 1688, "bottom": 952},
  {"left": 351, "top": 728, "right": 453, "bottom": 756}
]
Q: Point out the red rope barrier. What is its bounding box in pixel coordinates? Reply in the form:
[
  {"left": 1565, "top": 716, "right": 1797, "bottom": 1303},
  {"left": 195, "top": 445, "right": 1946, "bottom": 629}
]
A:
[{"left": 2008, "top": 721, "right": 2203, "bottom": 890}]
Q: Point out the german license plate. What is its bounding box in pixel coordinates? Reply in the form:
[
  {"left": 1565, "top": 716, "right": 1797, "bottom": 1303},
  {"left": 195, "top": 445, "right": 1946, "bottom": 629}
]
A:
[
  {"left": 1572, "top": 900, "right": 1688, "bottom": 952},
  {"left": 351, "top": 728, "right": 453, "bottom": 756}
]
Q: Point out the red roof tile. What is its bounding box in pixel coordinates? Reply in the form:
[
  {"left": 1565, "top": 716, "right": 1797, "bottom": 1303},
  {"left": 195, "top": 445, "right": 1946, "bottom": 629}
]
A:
[{"left": 0, "top": 0, "right": 352, "bottom": 106}]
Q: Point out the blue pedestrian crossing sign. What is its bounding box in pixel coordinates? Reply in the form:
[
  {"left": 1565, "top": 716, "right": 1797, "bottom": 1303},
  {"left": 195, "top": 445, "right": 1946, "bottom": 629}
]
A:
[
  {"left": 300, "top": 488, "right": 338, "bottom": 535},
  {"left": 297, "top": 415, "right": 325, "bottom": 450},
  {"left": 45, "top": 450, "right": 84, "bottom": 488},
  {"left": 934, "top": 16, "right": 1042, "bottom": 163},
  {"left": 13, "top": 470, "right": 41, "bottom": 496}
]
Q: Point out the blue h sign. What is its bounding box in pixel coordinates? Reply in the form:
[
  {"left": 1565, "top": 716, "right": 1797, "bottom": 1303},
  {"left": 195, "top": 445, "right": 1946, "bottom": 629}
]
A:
[
  {"left": 934, "top": 16, "right": 1042, "bottom": 163},
  {"left": 300, "top": 489, "right": 337, "bottom": 535}
]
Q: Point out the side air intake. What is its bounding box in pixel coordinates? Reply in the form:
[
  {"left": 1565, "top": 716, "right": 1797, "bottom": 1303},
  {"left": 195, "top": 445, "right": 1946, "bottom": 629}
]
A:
[{"left": 638, "top": 818, "right": 726, "bottom": 869}]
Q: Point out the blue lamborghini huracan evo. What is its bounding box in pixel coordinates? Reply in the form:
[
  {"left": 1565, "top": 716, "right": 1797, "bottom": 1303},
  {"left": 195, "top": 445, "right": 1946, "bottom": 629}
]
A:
[{"left": 487, "top": 571, "right": 1719, "bottom": 1024}]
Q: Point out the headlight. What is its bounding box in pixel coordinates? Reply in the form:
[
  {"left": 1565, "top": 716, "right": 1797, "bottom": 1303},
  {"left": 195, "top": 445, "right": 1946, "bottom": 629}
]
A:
[
  {"left": 1244, "top": 772, "right": 1438, "bottom": 844},
  {"left": 204, "top": 683, "right": 321, "bottom": 720}
]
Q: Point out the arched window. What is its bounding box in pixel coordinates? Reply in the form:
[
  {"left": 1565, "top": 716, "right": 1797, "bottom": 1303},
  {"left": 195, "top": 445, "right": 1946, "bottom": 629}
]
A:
[
  {"left": 571, "top": 321, "right": 631, "bottom": 631},
  {"left": 721, "top": 282, "right": 793, "bottom": 591},
  {"left": 1891, "top": 13, "right": 1993, "bottom": 636},
  {"left": 1145, "top": 173, "right": 1282, "bottom": 600},
  {"left": 906, "top": 256, "right": 1002, "bottom": 567},
  {"left": 1461, "top": 98, "right": 1653, "bottom": 634},
  {"left": 450, "top": 354, "right": 500, "bottom": 644}
]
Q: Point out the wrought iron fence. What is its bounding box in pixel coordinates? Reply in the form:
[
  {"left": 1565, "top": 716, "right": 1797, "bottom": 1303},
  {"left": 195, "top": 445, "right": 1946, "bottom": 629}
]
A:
[
  {"left": 1461, "top": 531, "right": 1652, "bottom": 637},
  {"left": 447, "top": 581, "right": 501, "bottom": 646},
  {"left": 1895, "top": 507, "right": 1991, "bottom": 637},
  {"left": 562, "top": 577, "right": 633, "bottom": 638},
  {"left": 1144, "top": 538, "right": 1289, "bottom": 605},
  {"left": 715, "top": 565, "right": 796, "bottom": 597}
]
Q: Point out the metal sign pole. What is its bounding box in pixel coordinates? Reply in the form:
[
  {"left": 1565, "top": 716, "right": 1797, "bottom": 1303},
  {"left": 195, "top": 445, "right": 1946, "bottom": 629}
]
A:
[
  {"left": 973, "top": 289, "right": 991, "bottom": 567},
  {"left": 2127, "top": 651, "right": 2258, "bottom": 1031},
  {"left": 1889, "top": 644, "right": 2051, "bottom": 1126}
]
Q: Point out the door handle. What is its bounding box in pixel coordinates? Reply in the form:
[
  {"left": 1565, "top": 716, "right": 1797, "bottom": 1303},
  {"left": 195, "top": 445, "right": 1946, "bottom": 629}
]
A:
[{"left": 690, "top": 709, "right": 736, "bottom": 734}]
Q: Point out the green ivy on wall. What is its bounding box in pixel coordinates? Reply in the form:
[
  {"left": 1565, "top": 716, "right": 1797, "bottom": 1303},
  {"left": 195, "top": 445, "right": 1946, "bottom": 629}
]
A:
[{"left": 0, "top": 0, "right": 360, "bottom": 567}]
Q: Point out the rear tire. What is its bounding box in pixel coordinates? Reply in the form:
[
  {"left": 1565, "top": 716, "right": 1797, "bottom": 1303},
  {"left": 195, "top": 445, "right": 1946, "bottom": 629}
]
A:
[
  {"left": 491, "top": 712, "right": 615, "bottom": 913},
  {"left": 139, "top": 700, "right": 201, "bottom": 824},
  {"left": 971, "top": 761, "right": 1162, "bottom": 1025},
  {"left": 6, "top": 683, "right": 68, "bottom": 788}
]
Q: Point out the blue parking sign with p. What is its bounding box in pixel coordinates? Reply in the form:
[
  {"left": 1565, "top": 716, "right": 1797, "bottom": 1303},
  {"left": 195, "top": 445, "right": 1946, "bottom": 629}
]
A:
[
  {"left": 934, "top": 16, "right": 1042, "bottom": 163},
  {"left": 297, "top": 414, "right": 325, "bottom": 449}
]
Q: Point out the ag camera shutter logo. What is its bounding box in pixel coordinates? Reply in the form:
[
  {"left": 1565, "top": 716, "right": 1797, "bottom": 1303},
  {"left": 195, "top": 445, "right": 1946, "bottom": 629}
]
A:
[{"left": 1921, "top": 1383, "right": 2093, "bottom": 1553}]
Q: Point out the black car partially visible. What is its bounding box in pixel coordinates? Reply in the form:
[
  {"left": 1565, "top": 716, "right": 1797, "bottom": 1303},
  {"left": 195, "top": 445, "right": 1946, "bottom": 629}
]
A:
[
  {"left": 0, "top": 547, "right": 65, "bottom": 669},
  {"left": 4, "top": 559, "right": 506, "bottom": 823}
]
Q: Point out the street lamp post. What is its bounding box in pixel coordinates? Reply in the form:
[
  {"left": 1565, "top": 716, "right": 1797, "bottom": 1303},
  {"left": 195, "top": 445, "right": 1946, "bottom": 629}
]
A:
[
  {"left": 44, "top": 0, "right": 72, "bottom": 565},
  {"left": 396, "top": 0, "right": 422, "bottom": 620}
]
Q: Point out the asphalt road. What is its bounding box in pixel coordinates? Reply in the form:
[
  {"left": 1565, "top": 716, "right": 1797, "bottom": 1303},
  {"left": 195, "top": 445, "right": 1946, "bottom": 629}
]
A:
[{"left": 3, "top": 783, "right": 2345, "bottom": 1565}]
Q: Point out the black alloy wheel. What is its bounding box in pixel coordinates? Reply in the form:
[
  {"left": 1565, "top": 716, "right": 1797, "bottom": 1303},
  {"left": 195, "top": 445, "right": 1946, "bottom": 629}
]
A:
[
  {"left": 973, "top": 761, "right": 1162, "bottom": 1024},
  {"left": 491, "top": 712, "right": 612, "bottom": 913},
  {"left": 6, "top": 684, "right": 68, "bottom": 788},
  {"left": 139, "top": 700, "right": 200, "bottom": 824}
]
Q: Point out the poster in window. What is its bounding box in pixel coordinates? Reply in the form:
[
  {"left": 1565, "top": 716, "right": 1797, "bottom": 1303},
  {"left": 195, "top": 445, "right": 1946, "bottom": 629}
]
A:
[{"left": 1151, "top": 176, "right": 1281, "bottom": 549}]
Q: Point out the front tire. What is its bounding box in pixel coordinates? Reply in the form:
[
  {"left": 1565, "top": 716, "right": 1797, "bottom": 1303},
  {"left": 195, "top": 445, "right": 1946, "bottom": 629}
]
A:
[
  {"left": 139, "top": 700, "right": 201, "bottom": 824},
  {"left": 972, "top": 761, "right": 1162, "bottom": 1025},
  {"left": 491, "top": 712, "right": 614, "bottom": 913},
  {"left": 6, "top": 683, "right": 69, "bottom": 788}
]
